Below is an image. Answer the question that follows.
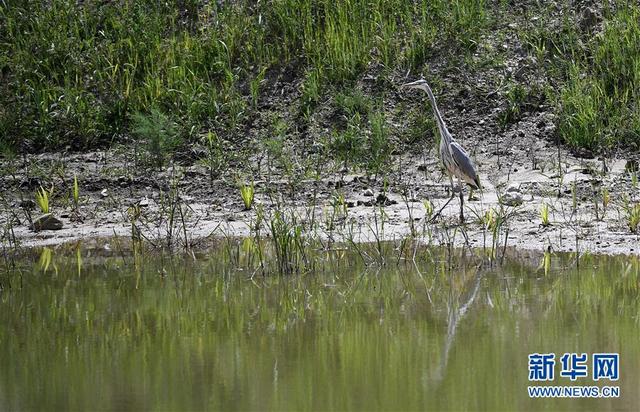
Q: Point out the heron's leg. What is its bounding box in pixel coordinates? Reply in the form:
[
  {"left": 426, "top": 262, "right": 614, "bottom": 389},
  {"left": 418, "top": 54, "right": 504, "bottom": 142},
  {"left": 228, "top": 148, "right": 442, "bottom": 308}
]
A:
[
  {"left": 429, "top": 174, "right": 456, "bottom": 223},
  {"left": 468, "top": 188, "right": 474, "bottom": 201},
  {"left": 458, "top": 177, "right": 465, "bottom": 222}
]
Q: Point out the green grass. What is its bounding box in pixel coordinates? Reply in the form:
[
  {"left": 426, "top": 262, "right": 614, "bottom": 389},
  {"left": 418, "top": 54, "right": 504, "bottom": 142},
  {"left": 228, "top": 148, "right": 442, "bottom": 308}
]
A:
[
  {"left": 551, "top": 4, "right": 640, "bottom": 150},
  {"left": 7, "top": 1, "right": 639, "bottom": 156},
  {"left": 239, "top": 183, "right": 255, "bottom": 210},
  {"left": 0, "top": 0, "right": 488, "bottom": 153},
  {"left": 35, "top": 186, "right": 50, "bottom": 214}
]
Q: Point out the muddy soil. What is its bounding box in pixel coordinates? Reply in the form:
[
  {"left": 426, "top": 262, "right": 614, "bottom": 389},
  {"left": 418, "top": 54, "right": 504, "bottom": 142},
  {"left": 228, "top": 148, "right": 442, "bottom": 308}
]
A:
[{"left": 1, "top": 135, "right": 639, "bottom": 256}]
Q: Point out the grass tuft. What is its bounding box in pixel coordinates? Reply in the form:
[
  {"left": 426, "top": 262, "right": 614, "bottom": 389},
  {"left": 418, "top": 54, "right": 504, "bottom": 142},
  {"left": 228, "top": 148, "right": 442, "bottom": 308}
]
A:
[
  {"left": 240, "top": 183, "right": 255, "bottom": 211},
  {"left": 35, "top": 186, "right": 51, "bottom": 214}
]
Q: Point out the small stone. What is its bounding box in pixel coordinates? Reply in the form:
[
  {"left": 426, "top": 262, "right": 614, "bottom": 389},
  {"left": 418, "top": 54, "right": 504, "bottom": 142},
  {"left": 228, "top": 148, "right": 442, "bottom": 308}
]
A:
[
  {"left": 579, "top": 7, "right": 599, "bottom": 31},
  {"left": 139, "top": 197, "right": 150, "bottom": 207},
  {"left": 309, "top": 143, "right": 323, "bottom": 154},
  {"left": 625, "top": 159, "right": 639, "bottom": 173},
  {"left": 363, "top": 188, "right": 374, "bottom": 197},
  {"left": 19, "top": 199, "right": 36, "bottom": 209},
  {"left": 19, "top": 177, "right": 40, "bottom": 189},
  {"left": 501, "top": 191, "right": 523, "bottom": 207},
  {"left": 417, "top": 164, "right": 429, "bottom": 171},
  {"left": 118, "top": 175, "right": 131, "bottom": 187},
  {"left": 100, "top": 189, "right": 108, "bottom": 197},
  {"left": 506, "top": 184, "right": 521, "bottom": 193},
  {"left": 376, "top": 193, "right": 398, "bottom": 206},
  {"left": 31, "top": 213, "right": 63, "bottom": 231}
]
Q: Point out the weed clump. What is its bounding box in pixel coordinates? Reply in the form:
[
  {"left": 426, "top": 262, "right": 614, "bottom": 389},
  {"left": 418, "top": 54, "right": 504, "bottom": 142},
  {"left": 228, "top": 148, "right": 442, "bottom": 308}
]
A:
[
  {"left": 555, "top": 5, "right": 640, "bottom": 151},
  {"left": 131, "top": 109, "right": 181, "bottom": 168},
  {"left": 0, "top": 0, "right": 490, "bottom": 153}
]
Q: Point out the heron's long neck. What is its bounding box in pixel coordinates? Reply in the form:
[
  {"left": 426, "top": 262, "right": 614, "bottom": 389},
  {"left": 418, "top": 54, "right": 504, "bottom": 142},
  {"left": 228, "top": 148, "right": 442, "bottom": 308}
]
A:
[{"left": 423, "top": 85, "right": 451, "bottom": 144}]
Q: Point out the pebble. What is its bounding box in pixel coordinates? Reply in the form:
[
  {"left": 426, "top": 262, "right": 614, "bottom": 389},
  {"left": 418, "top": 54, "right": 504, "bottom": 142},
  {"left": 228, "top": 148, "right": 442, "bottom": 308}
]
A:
[
  {"left": 363, "top": 189, "right": 374, "bottom": 197},
  {"left": 505, "top": 183, "right": 522, "bottom": 193},
  {"left": 625, "top": 159, "right": 639, "bottom": 173},
  {"left": 376, "top": 193, "right": 398, "bottom": 206},
  {"left": 101, "top": 189, "right": 108, "bottom": 197},
  {"left": 19, "top": 199, "right": 36, "bottom": 209},
  {"left": 501, "top": 191, "right": 523, "bottom": 207}
]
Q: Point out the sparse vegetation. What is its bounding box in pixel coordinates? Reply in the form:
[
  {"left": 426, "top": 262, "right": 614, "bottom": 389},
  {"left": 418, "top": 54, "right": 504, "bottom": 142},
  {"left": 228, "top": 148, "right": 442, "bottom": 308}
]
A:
[
  {"left": 35, "top": 186, "right": 51, "bottom": 214},
  {"left": 131, "top": 109, "right": 181, "bottom": 168},
  {"left": 240, "top": 183, "right": 255, "bottom": 210},
  {"left": 627, "top": 203, "right": 640, "bottom": 233},
  {"left": 540, "top": 203, "right": 550, "bottom": 227},
  {"left": 72, "top": 175, "right": 80, "bottom": 211}
]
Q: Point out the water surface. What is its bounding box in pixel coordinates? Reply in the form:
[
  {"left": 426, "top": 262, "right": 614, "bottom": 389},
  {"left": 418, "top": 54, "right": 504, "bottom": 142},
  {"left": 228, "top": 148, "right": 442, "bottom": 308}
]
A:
[{"left": 1, "top": 245, "right": 638, "bottom": 411}]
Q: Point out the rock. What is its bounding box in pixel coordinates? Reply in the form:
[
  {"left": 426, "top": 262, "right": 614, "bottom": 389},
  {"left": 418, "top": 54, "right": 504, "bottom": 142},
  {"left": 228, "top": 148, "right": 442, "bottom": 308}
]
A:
[
  {"left": 501, "top": 191, "right": 523, "bottom": 207},
  {"left": 118, "top": 175, "right": 131, "bottom": 187},
  {"left": 376, "top": 193, "right": 398, "bottom": 206},
  {"left": 31, "top": 213, "right": 63, "bottom": 231},
  {"left": 19, "top": 199, "right": 36, "bottom": 209},
  {"left": 139, "top": 197, "right": 150, "bottom": 207},
  {"left": 363, "top": 188, "right": 374, "bottom": 197},
  {"left": 19, "top": 177, "right": 40, "bottom": 189},
  {"left": 417, "top": 164, "right": 429, "bottom": 171},
  {"left": 309, "top": 143, "right": 323, "bottom": 154},
  {"left": 100, "top": 189, "right": 108, "bottom": 198},
  {"left": 579, "top": 7, "right": 599, "bottom": 32},
  {"left": 506, "top": 184, "right": 521, "bottom": 193},
  {"left": 625, "top": 159, "right": 639, "bottom": 173}
]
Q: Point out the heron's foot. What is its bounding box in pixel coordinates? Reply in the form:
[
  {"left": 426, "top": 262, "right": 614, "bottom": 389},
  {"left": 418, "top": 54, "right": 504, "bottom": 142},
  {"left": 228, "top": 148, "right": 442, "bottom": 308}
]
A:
[{"left": 468, "top": 192, "right": 480, "bottom": 201}]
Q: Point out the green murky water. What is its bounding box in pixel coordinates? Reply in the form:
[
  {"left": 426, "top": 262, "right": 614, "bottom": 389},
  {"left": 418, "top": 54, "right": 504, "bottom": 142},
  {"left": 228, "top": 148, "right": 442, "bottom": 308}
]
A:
[{"left": 0, "top": 245, "right": 638, "bottom": 411}]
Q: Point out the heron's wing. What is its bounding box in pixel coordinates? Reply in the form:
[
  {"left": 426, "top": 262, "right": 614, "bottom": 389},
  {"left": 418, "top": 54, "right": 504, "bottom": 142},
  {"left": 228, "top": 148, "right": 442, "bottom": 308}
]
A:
[{"left": 449, "top": 141, "right": 481, "bottom": 189}]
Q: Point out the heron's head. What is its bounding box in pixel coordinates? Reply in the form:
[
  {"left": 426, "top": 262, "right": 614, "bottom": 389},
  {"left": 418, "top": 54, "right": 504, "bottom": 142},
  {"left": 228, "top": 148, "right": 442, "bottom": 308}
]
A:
[{"left": 401, "top": 79, "right": 431, "bottom": 92}]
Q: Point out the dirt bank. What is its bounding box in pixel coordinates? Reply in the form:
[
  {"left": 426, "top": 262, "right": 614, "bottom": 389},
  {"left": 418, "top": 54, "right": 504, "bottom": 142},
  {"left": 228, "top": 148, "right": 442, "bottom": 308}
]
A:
[{"left": 2, "top": 137, "right": 639, "bottom": 257}]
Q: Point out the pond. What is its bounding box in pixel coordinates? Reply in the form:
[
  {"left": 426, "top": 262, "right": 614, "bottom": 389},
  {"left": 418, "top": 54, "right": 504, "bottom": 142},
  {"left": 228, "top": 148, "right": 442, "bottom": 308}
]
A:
[{"left": 0, "top": 243, "right": 638, "bottom": 411}]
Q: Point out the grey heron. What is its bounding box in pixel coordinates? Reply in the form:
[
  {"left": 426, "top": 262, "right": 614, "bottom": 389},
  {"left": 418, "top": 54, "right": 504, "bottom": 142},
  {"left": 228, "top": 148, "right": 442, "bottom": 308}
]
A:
[{"left": 402, "top": 79, "right": 481, "bottom": 222}]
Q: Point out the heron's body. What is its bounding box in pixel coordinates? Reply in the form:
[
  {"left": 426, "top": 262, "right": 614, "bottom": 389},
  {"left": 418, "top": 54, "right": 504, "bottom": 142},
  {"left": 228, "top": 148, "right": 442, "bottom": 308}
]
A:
[{"left": 402, "top": 79, "right": 481, "bottom": 221}]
